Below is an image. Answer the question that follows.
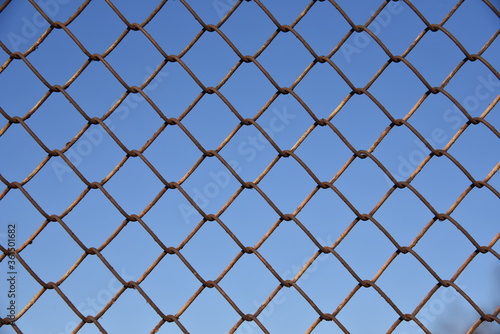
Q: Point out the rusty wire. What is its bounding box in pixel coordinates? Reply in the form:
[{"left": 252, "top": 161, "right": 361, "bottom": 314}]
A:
[{"left": 0, "top": 0, "right": 499, "bottom": 333}]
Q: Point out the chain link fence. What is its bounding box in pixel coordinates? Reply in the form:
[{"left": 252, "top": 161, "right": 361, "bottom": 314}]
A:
[{"left": 0, "top": 0, "right": 499, "bottom": 333}]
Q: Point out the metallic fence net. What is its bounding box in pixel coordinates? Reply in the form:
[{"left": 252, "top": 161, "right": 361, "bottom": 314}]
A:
[{"left": 0, "top": 0, "right": 499, "bottom": 333}]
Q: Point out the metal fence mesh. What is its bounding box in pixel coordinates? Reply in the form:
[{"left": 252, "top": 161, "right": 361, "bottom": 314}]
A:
[{"left": 0, "top": 0, "right": 499, "bottom": 333}]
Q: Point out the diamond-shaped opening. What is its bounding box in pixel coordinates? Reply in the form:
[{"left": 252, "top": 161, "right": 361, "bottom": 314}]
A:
[
  {"left": 450, "top": 188, "right": 498, "bottom": 246},
  {"left": 219, "top": 188, "right": 277, "bottom": 246},
  {"left": 104, "top": 95, "right": 164, "bottom": 149},
  {"left": 27, "top": 28, "right": 86, "bottom": 84},
  {"left": 257, "top": 221, "right": 319, "bottom": 277},
  {"left": 180, "top": 156, "right": 241, "bottom": 216},
  {"left": 66, "top": 61, "right": 125, "bottom": 118},
  {"left": 142, "top": 191, "right": 201, "bottom": 243},
  {"left": 221, "top": 0, "right": 276, "bottom": 55},
  {"left": 181, "top": 93, "right": 240, "bottom": 149},
  {"left": 218, "top": 124, "right": 280, "bottom": 181},
  {"left": 0, "top": 59, "right": 48, "bottom": 116},
  {"left": 53, "top": 123, "right": 125, "bottom": 182},
  {"left": 59, "top": 254, "right": 134, "bottom": 319},
  {"left": 258, "top": 0, "right": 309, "bottom": 24},
  {"left": 181, "top": 30, "right": 240, "bottom": 85},
  {"left": 69, "top": 0, "right": 125, "bottom": 54},
  {"left": 104, "top": 157, "right": 164, "bottom": 214},
  {"left": 335, "top": 220, "right": 396, "bottom": 279},
  {"left": 336, "top": 286, "right": 397, "bottom": 333},
  {"left": 106, "top": 31, "right": 165, "bottom": 86},
  {"left": 294, "top": 1, "right": 351, "bottom": 55},
  {"left": 144, "top": 61, "right": 200, "bottom": 119},
  {"left": 331, "top": 31, "right": 390, "bottom": 86},
  {"left": 98, "top": 288, "right": 160, "bottom": 333},
  {"left": 100, "top": 222, "right": 162, "bottom": 279},
  {"left": 143, "top": 125, "right": 201, "bottom": 182},
  {"left": 410, "top": 156, "right": 470, "bottom": 213},
  {"left": 140, "top": 253, "right": 201, "bottom": 315},
  {"left": 366, "top": 2, "right": 423, "bottom": 56},
  {"left": 0, "top": 124, "right": 46, "bottom": 181},
  {"left": 55, "top": 125, "right": 124, "bottom": 183},
  {"left": 0, "top": 2, "right": 45, "bottom": 51},
  {"left": 417, "top": 285, "right": 487, "bottom": 334},
  {"left": 295, "top": 187, "right": 356, "bottom": 243},
  {"left": 369, "top": 61, "right": 427, "bottom": 119},
  {"left": 218, "top": 253, "right": 278, "bottom": 313},
  {"left": 330, "top": 93, "right": 389, "bottom": 150},
  {"left": 61, "top": 212, "right": 104, "bottom": 250},
  {"left": 15, "top": 289, "right": 82, "bottom": 333},
  {"left": 257, "top": 30, "right": 315, "bottom": 87},
  {"left": 373, "top": 187, "right": 433, "bottom": 246},
  {"left": 334, "top": 157, "right": 391, "bottom": 213},
  {"left": 24, "top": 92, "right": 85, "bottom": 149},
  {"left": 257, "top": 285, "right": 320, "bottom": 333},
  {"left": 406, "top": 30, "right": 465, "bottom": 86},
  {"left": 454, "top": 254, "right": 499, "bottom": 317},
  {"left": 219, "top": 62, "right": 276, "bottom": 119},
  {"left": 376, "top": 252, "right": 437, "bottom": 313},
  {"left": 444, "top": 63, "right": 499, "bottom": 119},
  {"left": 410, "top": 87, "right": 468, "bottom": 143},
  {"left": 441, "top": 1, "right": 498, "bottom": 53},
  {"left": 147, "top": 0, "right": 201, "bottom": 55},
  {"left": 181, "top": 286, "right": 242, "bottom": 333},
  {"left": 296, "top": 253, "right": 358, "bottom": 311},
  {"left": 108, "top": 1, "right": 162, "bottom": 23},
  {"left": 294, "top": 125, "right": 353, "bottom": 180},
  {"left": 293, "top": 62, "right": 352, "bottom": 119},
  {"left": 373, "top": 124, "right": 435, "bottom": 183},
  {"left": 257, "top": 155, "right": 317, "bottom": 214},
  {"left": 20, "top": 221, "right": 82, "bottom": 282},
  {"left": 24, "top": 161, "right": 84, "bottom": 214},
  {"left": 255, "top": 95, "right": 310, "bottom": 150},
  {"left": 448, "top": 124, "right": 499, "bottom": 179},
  {"left": 413, "top": 220, "right": 474, "bottom": 279},
  {"left": 180, "top": 221, "right": 241, "bottom": 279}
]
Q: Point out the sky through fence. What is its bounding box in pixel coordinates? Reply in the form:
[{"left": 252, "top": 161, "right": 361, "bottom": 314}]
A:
[{"left": 0, "top": 0, "right": 499, "bottom": 333}]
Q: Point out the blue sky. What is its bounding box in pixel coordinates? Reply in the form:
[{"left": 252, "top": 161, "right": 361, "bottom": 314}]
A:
[{"left": 0, "top": 0, "right": 499, "bottom": 333}]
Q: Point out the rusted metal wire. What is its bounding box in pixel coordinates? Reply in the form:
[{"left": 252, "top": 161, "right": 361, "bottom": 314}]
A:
[{"left": 0, "top": 0, "right": 499, "bottom": 333}]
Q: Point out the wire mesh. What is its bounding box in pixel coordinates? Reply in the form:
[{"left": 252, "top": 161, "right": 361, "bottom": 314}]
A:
[{"left": 0, "top": 0, "right": 499, "bottom": 333}]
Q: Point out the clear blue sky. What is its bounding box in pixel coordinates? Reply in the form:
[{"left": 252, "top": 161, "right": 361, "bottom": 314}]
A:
[{"left": 0, "top": 0, "right": 499, "bottom": 333}]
